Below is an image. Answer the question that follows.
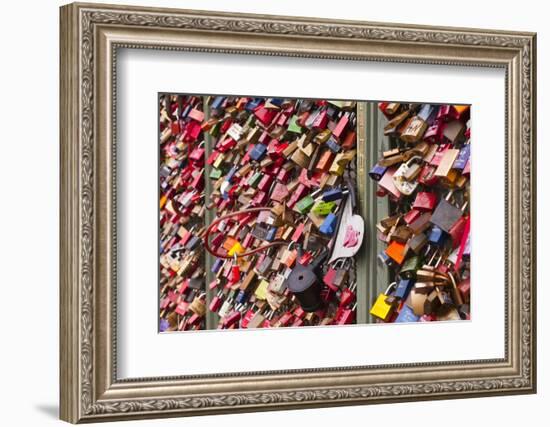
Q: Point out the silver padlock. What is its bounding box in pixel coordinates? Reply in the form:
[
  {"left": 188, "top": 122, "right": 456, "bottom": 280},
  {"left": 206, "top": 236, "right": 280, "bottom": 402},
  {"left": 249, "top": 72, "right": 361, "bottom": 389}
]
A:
[{"left": 393, "top": 156, "right": 423, "bottom": 195}]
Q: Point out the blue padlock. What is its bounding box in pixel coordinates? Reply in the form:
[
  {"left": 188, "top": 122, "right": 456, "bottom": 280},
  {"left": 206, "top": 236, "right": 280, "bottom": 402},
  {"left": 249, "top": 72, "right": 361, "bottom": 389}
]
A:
[
  {"left": 249, "top": 144, "right": 267, "bottom": 161},
  {"left": 377, "top": 251, "right": 395, "bottom": 268},
  {"left": 395, "top": 305, "right": 420, "bottom": 323},
  {"left": 321, "top": 188, "right": 344, "bottom": 202},
  {"left": 181, "top": 104, "right": 191, "bottom": 119},
  {"left": 368, "top": 163, "right": 388, "bottom": 181},
  {"left": 428, "top": 226, "right": 447, "bottom": 246},
  {"left": 266, "top": 226, "right": 277, "bottom": 242},
  {"left": 395, "top": 279, "right": 414, "bottom": 300},
  {"left": 211, "top": 96, "right": 225, "bottom": 110},
  {"left": 417, "top": 104, "right": 435, "bottom": 122},
  {"left": 268, "top": 98, "right": 284, "bottom": 107},
  {"left": 245, "top": 98, "right": 262, "bottom": 111},
  {"left": 453, "top": 145, "right": 470, "bottom": 170},
  {"left": 211, "top": 258, "right": 224, "bottom": 274},
  {"left": 225, "top": 165, "right": 238, "bottom": 183},
  {"left": 319, "top": 213, "right": 337, "bottom": 235},
  {"left": 326, "top": 137, "right": 342, "bottom": 153},
  {"left": 235, "top": 289, "right": 249, "bottom": 305}
]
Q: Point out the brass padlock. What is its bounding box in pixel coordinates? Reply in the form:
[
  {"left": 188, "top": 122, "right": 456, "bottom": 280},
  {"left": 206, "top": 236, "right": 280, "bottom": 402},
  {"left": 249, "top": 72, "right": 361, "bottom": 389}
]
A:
[
  {"left": 400, "top": 115, "right": 428, "bottom": 143},
  {"left": 291, "top": 148, "right": 310, "bottom": 168},
  {"left": 189, "top": 295, "right": 206, "bottom": 317}
]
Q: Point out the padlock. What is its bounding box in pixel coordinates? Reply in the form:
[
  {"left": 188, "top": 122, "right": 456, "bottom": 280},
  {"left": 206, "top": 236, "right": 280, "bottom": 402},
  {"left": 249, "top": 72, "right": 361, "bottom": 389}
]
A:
[
  {"left": 408, "top": 212, "right": 432, "bottom": 234},
  {"left": 427, "top": 226, "right": 447, "bottom": 246},
  {"left": 377, "top": 167, "right": 402, "bottom": 200},
  {"left": 319, "top": 213, "right": 338, "bottom": 235},
  {"left": 290, "top": 148, "right": 310, "bottom": 168},
  {"left": 385, "top": 102, "right": 402, "bottom": 115},
  {"left": 434, "top": 148, "right": 460, "bottom": 178},
  {"left": 335, "top": 303, "right": 357, "bottom": 325},
  {"left": 384, "top": 110, "right": 410, "bottom": 136},
  {"left": 323, "top": 259, "right": 348, "bottom": 291},
  {"left": 400, "top": 115, "right": 428, "bottom": 143},
  {"left": 385, "top": 241, "right": 406, "bottom": 265},
  {"left": 321, "top": 188, "right": 344, "bottom": 202},
  {"left": 332, "top": 113, "right": 350, "bottom": 139},
  {"left": 395, "top": 278, "right": 414, "bottom": 300},
  {"left": 377, "top": 214, "right": 400, "bottom": 234},
  {"left": 431, "top": 192, "right": 468, "bottom": 233},
  {"left": 412, "top": 192, "right": 438, "bottom": 211},
  {"left": 209, "top": 290, "right": 225, "bottom": 313},
  {"left": 295, "top": 194, "right": 315, "bottom": 214},
  {"left": 312, "top": 201, "right": 336, "bottom": 216},
  {"left": 453, "top": 144, "right": 470, "bottom": 170},
  {"left": 247, "top": 309, "right": 268, "bottom": 329},
  {"left": 370, "top": 283, "right": 398, "bottom": 321},
  {"left": 424, "top": 290, "right": 443, "bottom": 314},
  {"left": 405, "top": 232, "right": 428, "bottom": 254},
  {"left": 399, "top": 256, "right": 422, "bottom": 280},
  {"left": 329, "top": 156, "right": 345, "bottom": 175},
  {"left": 369, "top": 163, "right": 388, "bottom": 181},
  {"left": 316, "top": 150, "right": 335, "bottom": 172},
  {"left": 394, "top": 304, "right": 420, "bottom": 323},
  {"left": 256, "top": 254, "right": 274, "bottom": 276},
  {"left": 254, "top": 279, "right": 270, "bottom": 300},
  {"left": 332, "top": 266, "right": 349, "bottom": 289},
  {"left": 389, "top": 225, "right": 412, "bottom": 244},
  {"left": 339, "top": 282, "right": 357, "bottom": 307},
  {"left": 284, "top": 248, "right": 328, "bottom": 312},
  {"left": 403, "top": 208, "right": 422, "bottom": 225},
  {"left": 407, "top": 287, "right": 429, "bottom": 316},
  {"left": 326, "top": 137, "right": 342, "bottom": 153},
  {"left": 442, "top": 120, "right": 465, "bottom": 144},
  {"left": 188, "top": 294, "right": 206, "bottom": 317},
  {"left": 392, "top": 156, "right": 423, "bottom": 195}
]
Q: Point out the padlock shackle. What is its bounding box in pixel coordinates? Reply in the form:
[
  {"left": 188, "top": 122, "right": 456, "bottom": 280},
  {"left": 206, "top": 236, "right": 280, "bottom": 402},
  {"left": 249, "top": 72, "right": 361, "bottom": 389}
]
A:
[
  {"left": 310, "top": 248, "right": 328, "bottom": 270},
  {"left": 384, "top": 282, "right": 397, "bottom": 295},
  {"left": 406, "top": 155, "right": 423, "bottom": 166}
]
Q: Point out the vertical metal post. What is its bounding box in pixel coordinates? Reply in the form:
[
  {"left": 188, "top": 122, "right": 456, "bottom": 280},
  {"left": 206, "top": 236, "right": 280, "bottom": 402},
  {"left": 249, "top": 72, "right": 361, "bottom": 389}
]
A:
[
  {"left": 202, "top": 96, "right": 218, "bottom": 330},
  {"left": 359, "top": 102, "right": 392, "bottom": 323},
  {"left": 355, "top": 102, "right": 368, "bottom": 324}
]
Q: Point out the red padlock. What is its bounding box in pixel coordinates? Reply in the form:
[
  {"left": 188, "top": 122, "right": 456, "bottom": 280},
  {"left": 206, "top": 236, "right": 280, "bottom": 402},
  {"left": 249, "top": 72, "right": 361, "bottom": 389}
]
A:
[{"left": 412, "top": 192, "right": 438, "bottom": 211}]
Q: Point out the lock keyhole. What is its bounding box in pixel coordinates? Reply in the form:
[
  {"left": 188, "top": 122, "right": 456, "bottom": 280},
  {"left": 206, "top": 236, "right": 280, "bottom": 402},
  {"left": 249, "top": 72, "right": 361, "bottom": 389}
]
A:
[{"left": 298, "top": 275, "right": 304, "bottom": 280}]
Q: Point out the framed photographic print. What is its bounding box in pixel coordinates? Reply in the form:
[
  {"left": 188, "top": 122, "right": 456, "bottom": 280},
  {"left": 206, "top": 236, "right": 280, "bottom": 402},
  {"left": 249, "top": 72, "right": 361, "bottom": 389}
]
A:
[{"left": 59, "top": 2, "right": 537, "bottom": 423}]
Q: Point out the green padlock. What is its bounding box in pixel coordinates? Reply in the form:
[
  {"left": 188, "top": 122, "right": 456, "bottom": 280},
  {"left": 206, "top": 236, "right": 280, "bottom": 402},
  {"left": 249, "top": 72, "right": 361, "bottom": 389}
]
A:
[
  {"left": 247, "top": 171, "right": 263, "bottom": 188},
  {"left": 209, "top": 121, "right": 221, "bottom": 137},
  {"left": 312, "top": 201, "right": 336, "bottom": 216},
  {"left": 287, "top": 115, "right": 302, "bottom": 133},
  {"left": 399, "top": 255, "right": 422, "bottom": 280},
  {"left": 209, "top": 168, "right": 223, "bottom": 180},
  {"left": 295, "top": 195, "right": 315, "bottom": 214}
]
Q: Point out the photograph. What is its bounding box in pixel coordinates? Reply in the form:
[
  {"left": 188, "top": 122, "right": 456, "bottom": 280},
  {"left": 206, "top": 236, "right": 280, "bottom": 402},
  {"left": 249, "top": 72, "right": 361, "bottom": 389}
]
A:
[{"left": 158, "top": 95, "right": 471, "bottom": 332}]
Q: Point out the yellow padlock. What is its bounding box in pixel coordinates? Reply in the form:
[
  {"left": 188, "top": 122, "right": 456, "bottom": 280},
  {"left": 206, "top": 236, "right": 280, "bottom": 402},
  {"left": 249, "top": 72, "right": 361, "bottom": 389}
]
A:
[
  {"left": 228, "top": 242, "right": 244, "bottom": 257},
  {"left": 254, "top": 279, "right": 270, "bottom": 300},
  {"left": 370, "top": 283, "right": 398, "bottom": 321},
  {"left": 159, "top": 194, "right": 168, "bottom": 209},
  {"left": 329, "top": 156, "right": 345, "bottom": 175},
  {"left": 329, "top": 150, "right": 356, "bottom": 176},
  {"left": 213, "top": 152, "right": 225, "bottom": 169}
]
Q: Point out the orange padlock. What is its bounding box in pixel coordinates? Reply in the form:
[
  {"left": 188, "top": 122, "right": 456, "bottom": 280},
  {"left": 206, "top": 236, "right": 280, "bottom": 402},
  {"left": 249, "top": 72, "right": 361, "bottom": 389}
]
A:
[{"left": 385, "top": 241, "right": 406, "bottom": 265}]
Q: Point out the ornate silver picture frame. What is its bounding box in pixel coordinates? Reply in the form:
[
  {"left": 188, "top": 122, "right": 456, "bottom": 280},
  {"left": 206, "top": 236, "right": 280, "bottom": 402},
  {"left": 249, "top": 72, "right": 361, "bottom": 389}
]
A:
[{"left": 60, "top": 2, "right": 536, "bottom": 423}]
